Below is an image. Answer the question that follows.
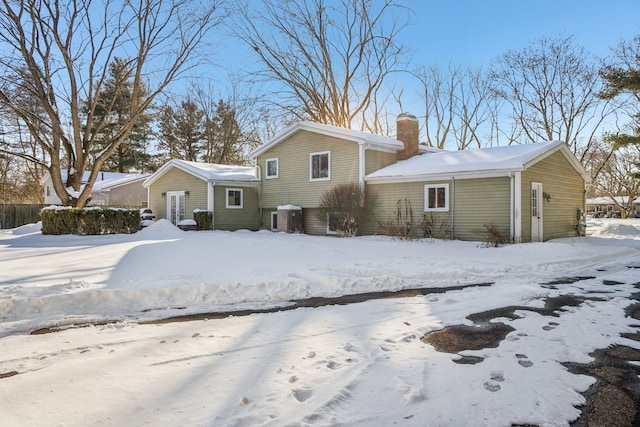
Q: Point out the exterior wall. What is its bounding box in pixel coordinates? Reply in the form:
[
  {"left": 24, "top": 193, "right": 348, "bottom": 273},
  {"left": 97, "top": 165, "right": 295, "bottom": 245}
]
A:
[
  {"left": 148, "top": 168, "right": 208, "bottom": 222},
  {"left": 366, "top": 177, "right": 511, "bottom": 241},
  {"left": 212, "top": 185, "right": 261, "bottom": 231},
  {"left": 107, "top": 181, "right": 148, "bottom": 207},
  {"left": 256, "top": 130, "right": 360, "bottom": 210},
  {"left": 364, "top": 181, "right": 446, "bottom": 237},
  {"left": 364, "top": 149, "right": 398, "bottom": 175},
  {"left": 520, "top": 150, "right": 585, "bottom": 242},
  {"left": 256, "top": 130, "right": 367, "bottom": 234},
  {"left": 452, "top": 177, "right": 511, "bottom": 241}
]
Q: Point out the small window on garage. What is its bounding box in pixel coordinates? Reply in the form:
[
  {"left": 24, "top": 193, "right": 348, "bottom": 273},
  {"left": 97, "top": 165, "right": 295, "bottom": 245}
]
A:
[
  {"left": 424, "top": 184, "right": 449, "bottom": 211},
  {"left": 226, "top": 188, "right": 243, "bottom": 209}
]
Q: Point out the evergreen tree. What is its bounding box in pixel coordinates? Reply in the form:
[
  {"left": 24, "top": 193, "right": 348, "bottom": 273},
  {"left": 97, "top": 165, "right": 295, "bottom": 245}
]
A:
[
  {"left": 156, "top": 99, "right": 205, "bottom": 162},
  {"left": 599, "top": 35, "right": 640, "bottom": 178},
  {"left": 86, "top": 58, "right": 153, "bottom": 173}
]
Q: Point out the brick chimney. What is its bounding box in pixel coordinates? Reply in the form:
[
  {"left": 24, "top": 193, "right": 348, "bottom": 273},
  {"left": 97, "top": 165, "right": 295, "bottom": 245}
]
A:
[{"left": 396, "top": 113, "right": 419, "bottom": 160}]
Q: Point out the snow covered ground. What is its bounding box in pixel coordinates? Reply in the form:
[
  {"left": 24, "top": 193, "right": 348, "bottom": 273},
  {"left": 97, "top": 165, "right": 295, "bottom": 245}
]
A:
[{"left": 1, "top": 218, "right": 639, "bottom": 426}]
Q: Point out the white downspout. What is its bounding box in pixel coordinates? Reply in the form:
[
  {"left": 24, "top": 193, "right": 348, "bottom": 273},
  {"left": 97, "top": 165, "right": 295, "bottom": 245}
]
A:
[
  {"left": 513, "top": 172, "right": 522, "bottom": 243},
  {"left": 208, "top": 182, "right": 215, "bottom": 229},
  {"left": 358, "top": 142, "right": 366, "bottom": 188}
]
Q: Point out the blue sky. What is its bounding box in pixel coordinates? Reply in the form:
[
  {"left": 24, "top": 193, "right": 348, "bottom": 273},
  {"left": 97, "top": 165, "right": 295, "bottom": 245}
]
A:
[{"left": 402, "top": 0, "right": 640, "bottom": 66}]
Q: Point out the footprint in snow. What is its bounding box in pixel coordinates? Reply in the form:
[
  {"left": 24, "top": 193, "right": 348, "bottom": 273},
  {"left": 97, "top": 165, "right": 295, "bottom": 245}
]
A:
[
  {"left": 484, "top": 370, "right": 505, "bottom": 392},
  {"left": 543, "top": 322, "right": 559, "bottom": 331},
  {"left": 292, "top": 388, "right": 313, "bottom": 402},
  {"left": 516, "top": 354, "right": 534, "bottom": 368}
]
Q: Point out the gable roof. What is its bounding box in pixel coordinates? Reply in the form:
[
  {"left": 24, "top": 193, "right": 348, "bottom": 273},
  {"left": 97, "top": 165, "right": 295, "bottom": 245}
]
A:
[
  {"left": 249, "top": 121, "right": 439, "bottom": 158},
  {"left": 93, "top": 173, "right": 150, "bottom": 192},
  {"left": 143, "top": 159, "right": 260, "bottom": 188},
  {"left": 365, "top": 141, "right": 591, "bottom": 183}
]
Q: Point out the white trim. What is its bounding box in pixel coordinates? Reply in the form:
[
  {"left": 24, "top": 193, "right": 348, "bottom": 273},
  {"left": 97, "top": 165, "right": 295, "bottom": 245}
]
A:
[
  {"left": 531, "top": 182, "right": 543, "bottom": 242},
  {"left": 310, "top": 151, "right": 331, "bottom": 181},
  {"left": 265, "top": 158, "right": 279, "bottom": 179},
  {"left": 424, "top": 184, "right": 449, "bottom": 212},
  {"left": 513, "top": 172, "right": 522, "bottom": 243},
  {"left": 166, "top": 191, "right": 186, "bottom": 225},
  {"left": 225, "top": 188, "right": 243, "bottom": 209},
  {"left": 207, "top": 182, "right": 215, "bottom": 212}
]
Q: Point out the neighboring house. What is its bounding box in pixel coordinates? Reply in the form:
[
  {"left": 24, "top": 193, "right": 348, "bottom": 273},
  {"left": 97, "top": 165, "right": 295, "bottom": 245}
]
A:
[
  {"left": 143, "top": 160, "right": 261, "bottom": 230},
  {"left": 41, "top": 171, "right": 149, "bottom": 207},
  {"left": 250, "top": 114, "right": 590, "bottom": 242},
  {"left": 587, "top": 196, "right": 640, "bottom": 218}
]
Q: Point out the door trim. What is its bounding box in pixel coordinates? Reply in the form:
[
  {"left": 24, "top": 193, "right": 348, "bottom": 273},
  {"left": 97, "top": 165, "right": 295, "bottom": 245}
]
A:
[{"left": 531, "top": 182, "right": 543, "bottom": 242}]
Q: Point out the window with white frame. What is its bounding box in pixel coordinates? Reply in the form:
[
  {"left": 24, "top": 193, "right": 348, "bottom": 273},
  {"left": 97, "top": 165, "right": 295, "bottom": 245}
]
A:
[
  {"left": 266, "top": 158, "right": 279, "bottom": 179},
  {"left": 226, "top": 188, "right": 243, "bottom": 209},
  {"left": 424, "top": 184, "right": 449, "bottom": 211},
  {"left": 310, "top": 151, "right": 330, "bottom": 181}
]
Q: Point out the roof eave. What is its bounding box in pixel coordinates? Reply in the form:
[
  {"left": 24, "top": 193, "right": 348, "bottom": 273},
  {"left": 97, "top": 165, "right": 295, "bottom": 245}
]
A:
[{"left": 365, "top": 169, "right": 520, "bottom": 184}]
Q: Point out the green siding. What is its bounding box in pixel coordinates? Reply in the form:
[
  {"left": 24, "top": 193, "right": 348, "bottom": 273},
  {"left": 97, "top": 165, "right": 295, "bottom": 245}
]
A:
[
  {"left": 453, "top": 178, "right": 511, "bottom": 241},
  {"left": 367, "top": 178, "right": 510, "bottom": 241},
  {"left": 148, "top": 167, "right": 260, "bottom": 230},
  {"left": 365, "top": 149, "right": 397, "bottom": 175},
  {"left": 213, "top": 186, "right": 261, "bottom": 231},
  {"left": 521, "top": 150, "right": 585, "bottom": 241},
  {"left": 365, "top": 181, "right": 449, "bottom": 238},
  {"left": 256, "top": 130, "right": 360, "bottom": 209},
  {"left": 148, "top": 168, "right": 207, "bottom": 222}
]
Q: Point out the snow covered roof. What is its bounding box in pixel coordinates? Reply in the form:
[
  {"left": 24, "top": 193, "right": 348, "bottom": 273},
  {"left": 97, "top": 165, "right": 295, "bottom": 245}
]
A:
[
  {"left": 365, "top": 141, "right": 590, "bottom": 183},
  {"left": 143, "top": 159, "right": 260, "bottom": 188},
  {"left": 92, "top": 173, "right": 150, "bottom": 192},
  {"left": 249, "top": 121, "right": 439, "bottom": 158},
  {"left": 587, "top": 196, "right": 640, "bottom": 205}
]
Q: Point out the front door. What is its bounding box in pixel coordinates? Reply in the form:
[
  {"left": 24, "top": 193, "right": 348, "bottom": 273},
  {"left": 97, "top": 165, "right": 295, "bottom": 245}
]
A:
[
  {"left": 167, "top": 191, "right": 186, "bottom": 225},
  {"left": 531, "top": 182, "right": 543, "bottom": 242}
]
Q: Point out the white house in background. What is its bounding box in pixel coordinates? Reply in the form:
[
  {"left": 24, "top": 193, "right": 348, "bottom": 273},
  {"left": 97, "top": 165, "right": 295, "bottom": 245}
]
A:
[
  {"left": 41, "top": 171, "right": 150, "bottom": 207},
  {"left": 587, "top": 195, "right": 640, "bottom": 218}
]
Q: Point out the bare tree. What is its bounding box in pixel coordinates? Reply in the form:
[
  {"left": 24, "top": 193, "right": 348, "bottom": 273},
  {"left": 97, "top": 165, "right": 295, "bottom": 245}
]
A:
[
  {"left": 411, "top": 63, "right": 499, "bottom": 150},
  {"left": 590, "top": 144, "right": 640, "bottom": 218},
  {"left": 491, "top": 35, "right": 611, "bottom": 158},
  {"left": 232, "top": 0, "right": 408, "bottom": 129},
  {"left": 0, "top": 0, "right": 224, "bottom": 207},
  {"left": 192, "top": 81, "right": 262, "bottom": 165}
]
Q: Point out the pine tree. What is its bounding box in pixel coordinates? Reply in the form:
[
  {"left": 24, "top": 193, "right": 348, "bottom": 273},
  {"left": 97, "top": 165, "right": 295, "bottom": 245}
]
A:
[
  {"left": 599, "top": 35, "right": 640, "bottom": 178},
  {"left": 86, "top": 58, "right": 153, "bottom": 173}
]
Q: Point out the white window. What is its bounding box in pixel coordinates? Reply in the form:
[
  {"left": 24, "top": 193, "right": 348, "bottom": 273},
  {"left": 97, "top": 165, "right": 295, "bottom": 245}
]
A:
[
  {"left": 226, "top": 188, "right": 243, "bottom": 209},
  {"left": 310, "top": 151, "right": 330, "bottom": 181},
  {"left": 424, "top": 184, "right": 449, "bottom": 211},
  {"left": 266, "top": 158, "right": 279, "bottom": 179}
]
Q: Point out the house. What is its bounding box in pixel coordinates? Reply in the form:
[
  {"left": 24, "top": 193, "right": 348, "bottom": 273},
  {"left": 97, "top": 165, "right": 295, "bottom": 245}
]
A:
[
  {"left": 146, "top": 114, "right": 590, "bottom": 242},
  {"left": 41, "top": 171, "right": 149, "bottom": 207},
  {"left": 250, "top": 114, "right": 590, "bottom": 242},
  {"left": 249, "top": 114, "right": 440, "bottom": 233},
  {"left": 587, "top": 195, "right": 640, "bottom": 218},
  {"left": 142, "top": 159, "right": 261, "bottom": 229}
]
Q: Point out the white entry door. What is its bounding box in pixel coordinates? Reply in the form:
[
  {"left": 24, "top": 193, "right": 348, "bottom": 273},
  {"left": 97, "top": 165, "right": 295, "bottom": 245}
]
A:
[
  {"left": 167, "top": 191, "right": 186, "bottom": 225},
  {"left": 531, "top": 182, "right": 543, "bottom": 242}
]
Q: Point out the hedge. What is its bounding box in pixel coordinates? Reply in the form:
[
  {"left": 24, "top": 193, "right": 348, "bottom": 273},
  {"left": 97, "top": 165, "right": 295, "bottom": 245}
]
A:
[{"left": 40, "top": 207, "right": 140, "bottom": 235}]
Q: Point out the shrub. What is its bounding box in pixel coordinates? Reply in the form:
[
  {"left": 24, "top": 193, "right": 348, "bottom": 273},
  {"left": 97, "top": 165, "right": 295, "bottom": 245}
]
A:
[
  {"left": 378, "top": 199, "right": 414, "bottom": 239},
  {"left": 194, "top": 210, "right": 213, "bottom": 230},
  {"left": 482, "top": 223, "right": 510, "bottom": 247},
  {"left": 40, "top": 206, "right": 139, "bottom": 235},
  {"left": 316, "top": 183, "right": 377, "bottom": 236}
]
